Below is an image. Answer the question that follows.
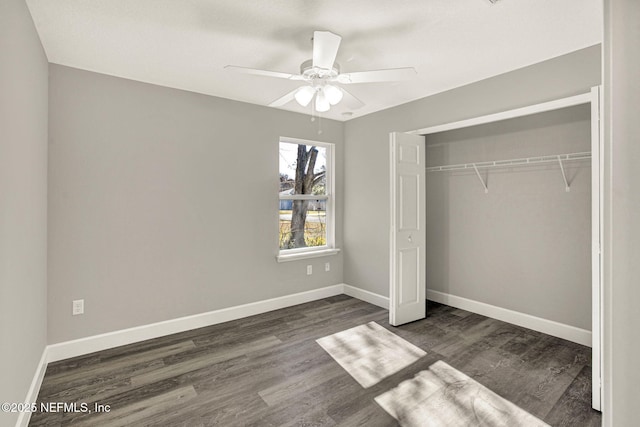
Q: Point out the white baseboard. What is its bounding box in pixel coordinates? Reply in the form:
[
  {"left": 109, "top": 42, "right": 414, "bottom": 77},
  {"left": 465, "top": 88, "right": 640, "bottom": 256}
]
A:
[
  {"left": 15, "top": 347, "right": 49, "bottom": 427},
  {"left": 47, "top": 284, "right": 344, "bottom": 363},
  {"left": 426, "top": 289, "right": 592, "bottom": 347},
  {"left": 342, "top": 284, "right": 389, "bottom": 309}
]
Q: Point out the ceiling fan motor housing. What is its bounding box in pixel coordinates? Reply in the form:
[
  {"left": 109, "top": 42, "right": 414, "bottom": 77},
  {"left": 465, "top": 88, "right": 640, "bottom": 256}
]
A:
[{"left": 300, "top": 59, "right": 340, "bottom": 81}]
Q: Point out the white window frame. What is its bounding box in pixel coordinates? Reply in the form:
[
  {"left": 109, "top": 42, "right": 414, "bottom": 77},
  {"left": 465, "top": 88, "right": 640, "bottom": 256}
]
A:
[{"left": 277, "top": 137, "right": 339, "bottom": 262}]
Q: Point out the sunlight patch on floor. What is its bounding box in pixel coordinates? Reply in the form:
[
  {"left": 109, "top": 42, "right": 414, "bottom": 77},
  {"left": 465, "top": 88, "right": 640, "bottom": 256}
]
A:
[
  {"left": 316, "top": 321, "right": 426, "bottom": 388},
  {"left": 375, "top": 360, "right": 550, "bottom": 427}
]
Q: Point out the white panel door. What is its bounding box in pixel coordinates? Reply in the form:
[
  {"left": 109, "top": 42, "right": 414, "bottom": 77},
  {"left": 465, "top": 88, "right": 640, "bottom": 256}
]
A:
[{"left": 390, "top": 132, "right": 426, "bottom": 326}]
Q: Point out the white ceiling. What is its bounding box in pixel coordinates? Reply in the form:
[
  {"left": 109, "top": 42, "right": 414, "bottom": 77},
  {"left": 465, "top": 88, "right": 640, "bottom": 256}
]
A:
[{"left": 26, "top": 0, "right": 602, "bottom": 121}]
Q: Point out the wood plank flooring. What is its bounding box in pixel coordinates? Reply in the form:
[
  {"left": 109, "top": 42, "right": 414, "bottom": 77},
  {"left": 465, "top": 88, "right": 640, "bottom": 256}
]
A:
[{"left": 30, "top": 297, "right": 601, "bottom": 426}]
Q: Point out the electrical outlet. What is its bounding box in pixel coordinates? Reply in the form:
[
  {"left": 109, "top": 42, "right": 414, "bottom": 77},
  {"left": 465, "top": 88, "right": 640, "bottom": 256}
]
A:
[
  {"left": 325, "top": 262, "right": 330, "bottom": 272},
  {"left": 306, "top": 265, "right": 313, "bottom": 275},
  {"left": 72, "top": 299, "right": 84, "bottom": 316}
]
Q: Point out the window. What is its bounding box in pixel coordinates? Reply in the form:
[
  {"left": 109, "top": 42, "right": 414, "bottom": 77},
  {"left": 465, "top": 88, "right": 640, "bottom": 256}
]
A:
[{"left": 278, "top": 137, "right": 338, "bottom": 261}]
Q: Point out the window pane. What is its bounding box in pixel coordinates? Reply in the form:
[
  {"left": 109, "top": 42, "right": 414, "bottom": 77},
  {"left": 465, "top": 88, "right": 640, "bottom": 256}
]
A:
[
  {"left": 279, "top": 142, "right": 327, "bottom": 196},
  {"left": 279, "top": 199, "right": 327, "bottom": 249}
]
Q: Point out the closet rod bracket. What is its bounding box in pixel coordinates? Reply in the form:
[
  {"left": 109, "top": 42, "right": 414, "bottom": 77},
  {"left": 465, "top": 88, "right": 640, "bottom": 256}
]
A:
[
  {"left": 557, "top": 156, "right": 571, "bottom": 192},
  {"left": 472, "top": 164, "right": 489, "bottom": 193}
]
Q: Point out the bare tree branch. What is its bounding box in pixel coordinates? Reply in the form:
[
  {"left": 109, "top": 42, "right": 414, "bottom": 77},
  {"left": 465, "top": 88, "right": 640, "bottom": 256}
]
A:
[{"left": 303, "top": 147, "right": 318, "bottom": 193}]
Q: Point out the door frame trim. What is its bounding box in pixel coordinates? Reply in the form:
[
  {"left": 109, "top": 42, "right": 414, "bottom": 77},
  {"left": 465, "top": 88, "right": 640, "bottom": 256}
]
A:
[{"left": 407, "top": 92, "right": 592, "bottom": 136}]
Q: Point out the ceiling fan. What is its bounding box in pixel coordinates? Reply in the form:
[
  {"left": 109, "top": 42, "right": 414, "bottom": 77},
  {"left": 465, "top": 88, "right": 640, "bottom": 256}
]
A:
[{"left": 225, "top": 31, "right": 416, "bottom": 113}]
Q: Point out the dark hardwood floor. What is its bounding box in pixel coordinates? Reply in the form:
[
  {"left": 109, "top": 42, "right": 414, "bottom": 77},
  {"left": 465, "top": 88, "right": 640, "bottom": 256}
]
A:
[{"left": 30, "top": 296, "right": 601, "bottom": 426}]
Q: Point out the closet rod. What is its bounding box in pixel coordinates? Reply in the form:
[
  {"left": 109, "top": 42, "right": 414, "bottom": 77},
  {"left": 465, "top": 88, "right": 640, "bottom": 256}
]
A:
[{"left": 426, "top": 151, "right": 591, "bottom": 172}]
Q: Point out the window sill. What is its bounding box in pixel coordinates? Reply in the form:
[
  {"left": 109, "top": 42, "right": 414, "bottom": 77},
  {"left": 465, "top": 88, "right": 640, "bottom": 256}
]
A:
[{"left": 276, "top": 248, "right": 341, "bottom": 263}]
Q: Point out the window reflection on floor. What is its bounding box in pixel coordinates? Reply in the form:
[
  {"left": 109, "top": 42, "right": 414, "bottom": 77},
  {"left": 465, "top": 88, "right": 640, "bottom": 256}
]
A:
[
  {"left": 318, "top": 322, "right": 548, "bottom": 426},
  {"left": 375, "top": 360, "right": 549, "bottom": 427},
  {"left": 316, "top": 321, "right": 426, "bottom": 388}
]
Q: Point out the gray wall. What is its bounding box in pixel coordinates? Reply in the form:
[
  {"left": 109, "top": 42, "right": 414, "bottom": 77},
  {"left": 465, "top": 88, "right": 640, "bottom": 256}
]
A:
[
  {"left": 426, "top": 106, "right": 592, "bottom": 330},
  {"left": 0, "top": 1, "right": 49, "bottom": 426},
  {"left": 344, "top": 45, "right": 601, "bottom": 308},
  {"left": 48, "top": 65, "right": 344, "bottom": 344},
  {"left": 603, "top": 0, "right": 640, "bottom": 424}
]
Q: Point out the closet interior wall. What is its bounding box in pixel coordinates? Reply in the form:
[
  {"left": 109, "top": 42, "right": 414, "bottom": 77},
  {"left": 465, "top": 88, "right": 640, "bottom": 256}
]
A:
[{"left": 425, "top": 104, "right": 592, "bottom": 331}]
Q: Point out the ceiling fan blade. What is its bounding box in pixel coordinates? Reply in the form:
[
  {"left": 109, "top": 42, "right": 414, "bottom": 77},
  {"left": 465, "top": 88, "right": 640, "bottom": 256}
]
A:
[
  {"left": 225, "top": 65, "right": 299, "bottom": 80},
  {"left": 341, "top": 88, "right": 365, "bottom": 110},
  {"left": 336, "top": 67, "right": 416, "bottom": 84},
  {"left": 312, "top": 31, "right": 342, "bottom": 72},
  {"left": 268, "top": 88, "right": 299, "bottom": 107}
]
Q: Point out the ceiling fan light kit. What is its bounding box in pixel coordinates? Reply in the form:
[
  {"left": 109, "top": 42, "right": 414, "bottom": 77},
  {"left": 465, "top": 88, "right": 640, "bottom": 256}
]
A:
[
  {"left": 315, "top": 89, "right": 330, "bottom": 112},
  {"left": 226, "top": 31, "right": 416, "bottom": 114},
  {"left": 293, "top": 83, "right": 343, "bottom": 110},
  {"left": 323, "top": 85, "right": 343, "bottom": 105},
  {"left": 294, "top": 86, "right": 315, "bottom": 107}
]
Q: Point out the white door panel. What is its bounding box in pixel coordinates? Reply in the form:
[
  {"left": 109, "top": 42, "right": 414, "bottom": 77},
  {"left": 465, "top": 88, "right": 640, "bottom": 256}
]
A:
[
  {"left": 398, "top": 247, "right": 419, "bottom": 305},
  {"left": 399, "top": 175, "right": 419, "bottom": 230},
  {"left": 390, "top": 132, "right": 426, "bottom": 326}
]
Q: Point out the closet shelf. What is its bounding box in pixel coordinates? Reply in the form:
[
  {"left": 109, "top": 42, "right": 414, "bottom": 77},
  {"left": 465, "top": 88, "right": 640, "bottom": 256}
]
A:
[
  {"left": 426, "top": 151, "right": 591, "bottom": 193},
  {"left": 425, "top": 151, "right": 591, "bottom": 172}
]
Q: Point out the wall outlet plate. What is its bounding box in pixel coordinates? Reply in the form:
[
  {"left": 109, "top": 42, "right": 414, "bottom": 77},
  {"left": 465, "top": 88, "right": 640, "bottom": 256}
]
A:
[
  {"left": 72, "top": 299, "right": 84, "bottom": 315},
  {"left": 306, "top": 265, "right": 313, "bottom": 275}
]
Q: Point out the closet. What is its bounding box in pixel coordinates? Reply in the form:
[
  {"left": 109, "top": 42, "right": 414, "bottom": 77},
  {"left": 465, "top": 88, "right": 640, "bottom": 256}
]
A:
[
  {"left": 389, "top": 89, "right": 602, "bottom": 410},
  {"left": 425, "top": 104, "right": 591, "bottom": 330}
]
